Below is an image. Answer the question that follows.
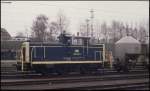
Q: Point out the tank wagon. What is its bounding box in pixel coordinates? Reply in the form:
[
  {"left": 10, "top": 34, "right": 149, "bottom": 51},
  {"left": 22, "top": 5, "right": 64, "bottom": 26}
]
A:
[
  {"left": 17, "top": 32, "right": 106, "bottom": 75},
  {"left": 113, "top": 36, "right": 142, "bottom": 72}
]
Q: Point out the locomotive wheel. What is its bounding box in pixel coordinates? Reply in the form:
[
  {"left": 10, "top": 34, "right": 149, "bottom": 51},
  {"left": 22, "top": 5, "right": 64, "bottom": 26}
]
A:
[
  {"left": 113, "top": 64, "right": 122, "bottom": 72},
  {"left": 79, "top": 66, "right": 91, "bottom": 75},
  {"left": 122, "top": 65, "right": 130, "bottom": 72},
  {"left": 115, "top": 67, "right": 122, "bottom": 72},
  {"left": 79, "top": 67, "right": 87, "bottom": 74},
  {"left": 33, "top": 65, "right": 48, "bottom": 75},
  {"left": 56, "top": 68, "right": 68, "bottom": 75},
  {"left": 57, "top": 70, "right": 68, "bottom": 75},
  {"left": 16, "top": 64, "right": 21, "bottom": 71}
]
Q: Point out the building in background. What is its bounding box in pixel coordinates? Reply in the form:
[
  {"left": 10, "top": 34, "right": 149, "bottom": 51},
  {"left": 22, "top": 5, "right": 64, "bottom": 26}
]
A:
[
  {"left": 12, "top": 36, "right": 29, "bottom": 41},
  {"left": 1, "top": 28, "right": 12, "bottom": 41}
]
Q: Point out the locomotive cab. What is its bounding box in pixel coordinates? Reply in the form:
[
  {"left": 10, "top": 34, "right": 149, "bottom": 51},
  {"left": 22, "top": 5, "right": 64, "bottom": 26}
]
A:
[
  {"left": 17, "top": 42, "right": 31, "bottom": 71},
  {"left": 58, "top": 31, "right": 91, "bottom": 46}
]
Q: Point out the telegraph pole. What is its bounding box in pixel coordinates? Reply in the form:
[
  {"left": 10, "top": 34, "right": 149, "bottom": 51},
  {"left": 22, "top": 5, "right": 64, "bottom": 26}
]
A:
[
  {"left": 90, "top": 9, "right": 94, "bottom": 37},
  {"left": 85, "top": 19, "right": 89, "bottom": 57},
  {"left": 25, "top": 26, "right": 29, "bottom": 41},
  {"left": 86, "top": 19, "right": 89, "bottom": 37}
]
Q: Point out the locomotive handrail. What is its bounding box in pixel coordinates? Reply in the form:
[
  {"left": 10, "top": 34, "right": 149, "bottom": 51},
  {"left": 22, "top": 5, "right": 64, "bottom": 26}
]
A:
[
  {"left": 30, "top": 47, "right": 34, "bottom": 67},
  {"left": 86, "top": 39, "right": 89, "bottom": 56},
  {"left": 21, "top": 48, "right": 24, "bottom": 71},
  {"left": 102, "top": 44, "right": 105, "bottom": 68}
]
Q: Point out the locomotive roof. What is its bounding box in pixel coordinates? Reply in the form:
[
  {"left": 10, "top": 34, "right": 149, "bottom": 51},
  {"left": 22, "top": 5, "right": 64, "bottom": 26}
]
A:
[
  {"left": 58, "top": 32, "right": 91, "bottom": 40},
  {"left": 29, "top": 41, "right": 63, "bottom": 45},
  {"left": 72, "top": 36, "right": 91, "bottom": 39}
]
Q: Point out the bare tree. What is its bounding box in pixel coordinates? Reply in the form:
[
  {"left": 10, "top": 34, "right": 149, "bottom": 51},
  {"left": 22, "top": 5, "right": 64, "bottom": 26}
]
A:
[
  {"left": 94, "top": 21, "right": 101, "bottom": 40},
  {"left": 110, "top": 20, "right": 120, "bottom": 43},
  {"left": 79, "top": 23, "right": 87, "bottom": 36},
  {"left": 57, "top": 10, "right": 69, "bottom": 34},
  {"left": 31, "top": 14, "right": 48, "bottom": 42},
  {"left": 118, "top": 22, "right": 125, "bottom": 39},
  {"left": 131, "top": 27, "right": 138, "bottom": 39},
  {"left": 79, "top": 19, "right": 90, "bottom": 37},
  {"left": 139, "top": 20, "right": 149, "bottom": 43},
  {"left": 138, "top": 26, "right": 147, "bottom": 43},
  {"left": 47, "top": 21, "right": 59, "bottom": 41},
  {"left": 101, "top": 22, "right": 108, "bottom": 43}
]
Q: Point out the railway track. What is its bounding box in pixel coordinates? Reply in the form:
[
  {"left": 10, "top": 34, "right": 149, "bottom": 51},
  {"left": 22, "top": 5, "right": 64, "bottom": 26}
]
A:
[
  {"left": 1, "top": 71, "right": 149, "bottom": 90},
  {"left": 1, "top": 71, "right": 147, "bottom": 79},
  {"left": 1, "top": 77, "right": 149, "bottom": 90},
  {"left": 89, "top": 83, "right": 149, "bottom": 90},
  {"left": 1, "top": 72, "right": 149, "bottom": 85},
  {"left": 1, "top": 68, "right": 148, "bottom": 79},
  {"left": 1, "top": 60, "right": 149, "bottom": 90},
  {"left": 63, "top": 79, "right": 149, "bottom": 90}
]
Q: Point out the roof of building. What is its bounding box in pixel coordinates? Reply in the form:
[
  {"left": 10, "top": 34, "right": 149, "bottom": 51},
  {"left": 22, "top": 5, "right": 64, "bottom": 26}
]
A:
[
  {"left": 115, "top": 36, "right": 140, "bottom": 44},
  {"left": 1, "top": 28, "right": 11, "bottom": 40}
]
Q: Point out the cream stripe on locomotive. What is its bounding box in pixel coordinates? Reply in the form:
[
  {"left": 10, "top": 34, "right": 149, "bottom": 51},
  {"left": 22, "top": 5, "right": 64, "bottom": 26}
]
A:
[
  {"left": 32, "top": 61, "right": 103, "bottom": 64},
  {"left": 30, "top": 46, "right": 103, "bottom": 49}
]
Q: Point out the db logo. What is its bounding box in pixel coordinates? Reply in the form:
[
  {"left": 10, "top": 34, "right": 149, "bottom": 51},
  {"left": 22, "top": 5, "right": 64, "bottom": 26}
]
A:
[{"left": 73, "top": 49, "right": 81, "bottom": 56}]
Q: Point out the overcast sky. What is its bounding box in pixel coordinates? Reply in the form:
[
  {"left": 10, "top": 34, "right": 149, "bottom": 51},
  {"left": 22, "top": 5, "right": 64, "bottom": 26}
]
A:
[{"left": 1, "top": 1, "right": 149, "bottom": 37}]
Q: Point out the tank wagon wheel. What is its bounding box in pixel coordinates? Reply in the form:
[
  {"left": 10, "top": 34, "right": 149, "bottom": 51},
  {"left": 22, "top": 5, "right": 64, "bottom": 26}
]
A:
[
  {"left": 144, "top": 64, "right": 149, "bottom": 70},
  {"left": 146, "top": 65, "right": 149, "bottom": 71},
  {"left": 122, "top": 61, "right": 133, "bottom": 72},
  {"left": 143, "top": 60, "right": 149, "bottom": 70}
]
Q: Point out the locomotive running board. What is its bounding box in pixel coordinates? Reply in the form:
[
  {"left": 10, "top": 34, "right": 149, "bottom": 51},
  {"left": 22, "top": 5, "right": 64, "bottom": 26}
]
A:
[{"left": 32, "top": 61, "right": 103, "bottom": 64}]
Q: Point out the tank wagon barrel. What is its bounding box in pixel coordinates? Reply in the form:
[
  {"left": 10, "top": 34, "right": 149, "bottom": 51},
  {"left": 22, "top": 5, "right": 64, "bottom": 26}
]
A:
[{"left": 114, "top": 36, "right": 149, "bottom": 72}]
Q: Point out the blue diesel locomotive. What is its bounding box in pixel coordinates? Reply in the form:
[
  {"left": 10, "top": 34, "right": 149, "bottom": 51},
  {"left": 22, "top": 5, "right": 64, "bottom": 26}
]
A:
[{"left": 17, "top": 33, "right": 107, "bottom": 74}]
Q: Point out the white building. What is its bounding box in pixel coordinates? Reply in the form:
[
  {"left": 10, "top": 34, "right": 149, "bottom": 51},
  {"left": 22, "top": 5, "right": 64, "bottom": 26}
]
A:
[{"left": 12, "top": 36, "right": 29, "bottom": 41}]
